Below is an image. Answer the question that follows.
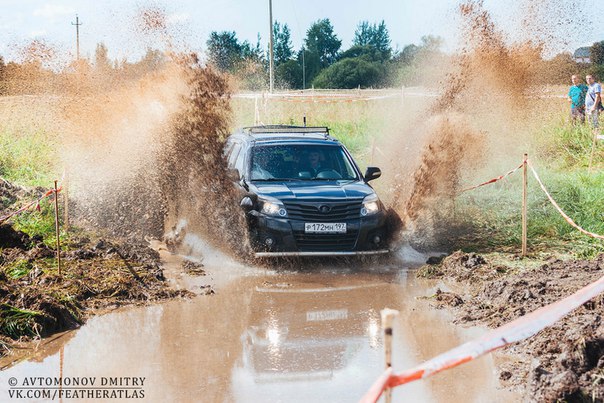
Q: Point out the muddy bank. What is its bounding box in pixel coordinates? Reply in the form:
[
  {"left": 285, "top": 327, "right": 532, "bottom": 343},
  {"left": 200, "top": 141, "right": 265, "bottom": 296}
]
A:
[
  {"left": 0, "top": 223, "right": 193, "bottom": 355},
  {"left": 419, "top": 251, "right": 604, "bottom": 402}
]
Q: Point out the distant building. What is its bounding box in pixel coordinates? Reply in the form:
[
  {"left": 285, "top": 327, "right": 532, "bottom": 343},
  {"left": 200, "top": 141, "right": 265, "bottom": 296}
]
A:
[{"left": 574, "top": 47, "right": 591, "bottom": 63}]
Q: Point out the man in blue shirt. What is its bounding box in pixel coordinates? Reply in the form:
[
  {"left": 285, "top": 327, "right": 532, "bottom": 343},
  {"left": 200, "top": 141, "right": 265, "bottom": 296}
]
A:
[
  {"left": 568, "top": 75, "right": 588, "bottom": 124},
  {"left": 585, "top": 74, "right": 602, "bottom": 129}
]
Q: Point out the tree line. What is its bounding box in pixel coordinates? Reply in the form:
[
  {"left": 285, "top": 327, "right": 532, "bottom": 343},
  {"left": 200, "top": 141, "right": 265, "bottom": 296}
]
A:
[
  {"left": 0, "top": 18, "right": 603, "bottom": 95},
  {"left": 206, "top": 19, "right": 446, "bottom": 90}
]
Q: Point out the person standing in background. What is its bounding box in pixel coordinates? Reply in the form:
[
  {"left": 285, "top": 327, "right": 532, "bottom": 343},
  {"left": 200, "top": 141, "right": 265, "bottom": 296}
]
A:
[
  {"left": 568, "top": 75, "right": 587, "bottom": 124},
  {"left": 585, "top": 74, "right": 602, "bottom": 130}
]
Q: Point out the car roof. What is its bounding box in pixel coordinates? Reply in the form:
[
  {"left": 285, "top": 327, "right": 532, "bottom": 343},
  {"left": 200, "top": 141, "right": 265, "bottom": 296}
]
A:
[{"left": 230, "top": 125, "right": 341, "bottom": 145}]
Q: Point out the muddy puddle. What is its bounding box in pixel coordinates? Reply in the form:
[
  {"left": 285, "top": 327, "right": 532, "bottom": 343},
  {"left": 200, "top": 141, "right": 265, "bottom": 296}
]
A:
[{"left": 0, "top": 239, "right": 518, "bottom": 402}]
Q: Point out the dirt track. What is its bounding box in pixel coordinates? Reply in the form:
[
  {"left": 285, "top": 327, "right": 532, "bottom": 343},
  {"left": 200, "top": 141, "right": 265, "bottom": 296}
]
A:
[{"left": 420, "top": 251, "right": 604, "bottom": 402}]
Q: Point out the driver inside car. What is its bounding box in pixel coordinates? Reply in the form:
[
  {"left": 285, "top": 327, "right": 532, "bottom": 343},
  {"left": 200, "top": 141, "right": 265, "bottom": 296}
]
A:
[{"left": 299, "top": 150, "right": 326, "bottom": 178}]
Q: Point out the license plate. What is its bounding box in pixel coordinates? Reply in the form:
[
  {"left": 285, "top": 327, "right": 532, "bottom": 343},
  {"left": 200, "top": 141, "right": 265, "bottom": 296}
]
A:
[
  {"left": 306, "top": 309, "right": 348, "bottom": 322},
  {"left": 304, "top": 223, "right": 346, "bottom": 233}
]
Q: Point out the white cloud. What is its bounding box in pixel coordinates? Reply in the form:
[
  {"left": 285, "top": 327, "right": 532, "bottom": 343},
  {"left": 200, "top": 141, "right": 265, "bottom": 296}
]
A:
[
  {"left": 29, "top": 30, "right": 47, "bottom": 37},
  {"left": 33, "top": 4, "right": 75, "bottom": 19},
  {"left": 167, "top": 12, "right": 190, "bottom": 25}
]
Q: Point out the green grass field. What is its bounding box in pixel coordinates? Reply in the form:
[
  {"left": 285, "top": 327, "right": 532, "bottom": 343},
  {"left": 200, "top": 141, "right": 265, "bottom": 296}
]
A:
[{"left": 1, "top": 91, "right": 603, "bottom": 257}]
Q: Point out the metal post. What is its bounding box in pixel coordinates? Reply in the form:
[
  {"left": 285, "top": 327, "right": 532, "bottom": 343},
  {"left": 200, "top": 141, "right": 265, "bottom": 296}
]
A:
[
  {"left": 382, "top": 309, "right": 399, "bottom": 403},
  {"left": 522, "top": 154, "right": 528, "bottom": 257},
  {"left": 268, "top": 0, "right": 274, "bottom": 93},
  {"left": 54, "top": 180, "right": 62, "bottom": 275}
]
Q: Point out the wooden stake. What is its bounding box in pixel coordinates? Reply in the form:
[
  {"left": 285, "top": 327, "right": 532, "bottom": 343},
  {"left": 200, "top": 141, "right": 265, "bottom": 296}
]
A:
[
  {"left": 522, "top": 154, "right": 528, "bottom": 258},
  {"left": 63, "top": 171, "right": 69, "bottom": 231},
  {"left": 588, "top": 129, "right": 598, "bottom": 172},
  {"left": 370, "top": 137, "right": 376, "bottom": 165},
  {"left": 54, "top": 180, "right": 62, "bottom": 276},
  {"left": 382, "top": 308, "right": 399, "bottom": 403}
]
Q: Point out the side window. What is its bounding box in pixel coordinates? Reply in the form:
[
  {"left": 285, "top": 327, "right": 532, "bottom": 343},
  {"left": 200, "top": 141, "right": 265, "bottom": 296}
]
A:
[
  {"left": 234, "top": 147, "right": 246, "bottom": 177},
  {"left": 227, "top": 143, "right": 241, "bottom": 169}
]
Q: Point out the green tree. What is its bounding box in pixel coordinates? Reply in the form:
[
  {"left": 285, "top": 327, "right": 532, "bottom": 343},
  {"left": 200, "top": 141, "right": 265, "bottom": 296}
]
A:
[
  {"left": 139, "top": 48, "right": 165, "bottom": 72},
  {"left": 353, "top": 20, "right": 391, "bottom": 60},
  {"left": 241, "top": 34, "right": 265, "bottom": 64},
  {"left": 590, "top": 41, "right": 604, "bottom": 65},
  {"left": 397, "top": 44, "right": 420, "bottom": 65},
  {"left": 276, "top": 59, "right": 302, "bottom": 89},
  {"left": 313, "top": 58, "right": 386, "bottom": 89},
  {"left": 340, "top": 45, "right": 383, "bottom": 62},
  {"left": 273, "top": 22, "right": 293, "bottom": 65},
  {"left": 304, "top": 19, "right": 341, "bottom": 68},
  {"left": 0, "top": 55, "right": 5, "bottom": 95},
  {"left": 206, "top": 31, "right": 243, "bottom": 73},
  {"left": 94, "top": 42, "right": 112, "bottom": 72}
]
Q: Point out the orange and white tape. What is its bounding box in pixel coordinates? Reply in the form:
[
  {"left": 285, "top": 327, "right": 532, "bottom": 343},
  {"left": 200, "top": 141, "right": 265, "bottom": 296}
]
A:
[
  {"left": 361, "top": 273, "right": 604, "bottom": 403},
  {"left": 529, "top": 162, "right": 604, "bottom": 240},
  {"left": 460, "top": 162, "right": 524, "bottom": 193},
  {"left": 0, "top": 186, "right": 61, "bottom": 225}
]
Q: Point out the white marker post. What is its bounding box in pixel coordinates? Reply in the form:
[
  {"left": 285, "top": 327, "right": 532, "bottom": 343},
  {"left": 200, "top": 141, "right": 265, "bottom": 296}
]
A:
[{"left": 381, "top": 308, "right": 399, "bottom": 403}]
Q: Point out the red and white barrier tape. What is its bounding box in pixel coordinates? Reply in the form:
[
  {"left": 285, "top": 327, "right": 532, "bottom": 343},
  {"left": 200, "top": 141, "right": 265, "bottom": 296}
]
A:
[
  {"left": 0, "top": 186, "right": 61, "bottom": 225},
  {"left": 361, "top": 273, "right": 604, "bottom": 403},
  {"left": 460, "top": 162, "right": 524, "bottom": 193},
  {"left": 528, "top": 162, "right": 604, "bottom": 240}
]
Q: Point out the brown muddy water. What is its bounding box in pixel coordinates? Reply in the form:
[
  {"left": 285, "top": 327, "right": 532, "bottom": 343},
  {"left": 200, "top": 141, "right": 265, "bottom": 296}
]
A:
[{"left": 0, "top": 236, "right": 518, "bottom": 402}]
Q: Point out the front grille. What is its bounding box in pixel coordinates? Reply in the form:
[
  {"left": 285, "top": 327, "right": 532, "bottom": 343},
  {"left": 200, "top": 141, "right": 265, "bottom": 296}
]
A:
[
  {"left": 282, "top": 200, "right": 362, "bottom": 251},
  {"left": 293, "top": 232, "right": 358, "bottom": 251},
  {"left": 282, "top": 200, "right": 362, "bottom": 222}
]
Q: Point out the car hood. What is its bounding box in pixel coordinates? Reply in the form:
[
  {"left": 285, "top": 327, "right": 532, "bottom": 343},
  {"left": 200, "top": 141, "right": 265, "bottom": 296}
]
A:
[{"left": 250, "top": 180, "right": 375, "bottom": 201}]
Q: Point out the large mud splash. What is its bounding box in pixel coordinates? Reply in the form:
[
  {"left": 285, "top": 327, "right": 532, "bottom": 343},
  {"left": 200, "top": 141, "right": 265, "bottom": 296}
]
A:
[
  {"left": 388, "top": 0, "right": 581, "bottom": 250},
  {"left": 58, "top": 54, "right": 245, "bottom": 255}
]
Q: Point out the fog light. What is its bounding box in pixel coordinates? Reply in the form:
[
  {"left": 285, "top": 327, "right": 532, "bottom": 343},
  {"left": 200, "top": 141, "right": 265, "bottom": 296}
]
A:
[
  {"left": 265, "top": 237, "right": 275, "bottom": 246},
  {"left": 373, "top": 235, "right": 381, "bottom": 244}
]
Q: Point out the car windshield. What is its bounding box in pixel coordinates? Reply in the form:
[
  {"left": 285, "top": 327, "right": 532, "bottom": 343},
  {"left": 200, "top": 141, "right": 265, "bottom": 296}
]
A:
[{"left": 250, "top": 144, "right": 359, "bottom": 181}]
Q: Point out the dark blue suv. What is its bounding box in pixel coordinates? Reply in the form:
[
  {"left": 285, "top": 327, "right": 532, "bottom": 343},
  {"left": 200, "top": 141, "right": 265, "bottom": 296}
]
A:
[{"left": 224, "top": 125, "right": 388, "bottom": 257}]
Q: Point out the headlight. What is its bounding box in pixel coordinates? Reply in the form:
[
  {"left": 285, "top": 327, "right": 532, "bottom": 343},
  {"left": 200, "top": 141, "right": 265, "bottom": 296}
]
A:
[
  {"left": 361, "top": 194, "right": 380, "bottom": 216},
  {"left": 259, "top": 197, "right": 287, "bottom": 217}
]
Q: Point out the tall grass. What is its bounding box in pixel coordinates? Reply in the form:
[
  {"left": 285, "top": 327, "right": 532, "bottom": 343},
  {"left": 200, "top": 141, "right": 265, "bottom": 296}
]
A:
[
  {"left": 457, "top": 162, "right": 604, "bottom": 257},
  {"left": 11, "top": 199, "right": 68, "bottom": 247},
  {"left": 0, "top": 304, "right": 42, "bottom": 339},
  {"left": 536, "top": 117, "right": 604, "bottom": 169},
  {"left": 0, "top": 126, "right": 58, "bottom": 187}
]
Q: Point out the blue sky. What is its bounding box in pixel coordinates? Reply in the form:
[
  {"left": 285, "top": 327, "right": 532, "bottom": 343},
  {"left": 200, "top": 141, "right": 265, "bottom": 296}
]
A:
[{"left": 0, "top": 1, "right": 602, "bottom": 64}]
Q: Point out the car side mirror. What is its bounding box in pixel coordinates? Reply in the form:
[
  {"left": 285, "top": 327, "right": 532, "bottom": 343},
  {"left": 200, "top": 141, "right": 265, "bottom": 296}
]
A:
[{"left": 364, "top": 167, "right": 381, "bottom": 182}]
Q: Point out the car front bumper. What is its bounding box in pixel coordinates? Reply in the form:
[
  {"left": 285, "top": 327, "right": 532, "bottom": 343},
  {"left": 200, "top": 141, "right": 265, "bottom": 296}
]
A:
[{"left": 249, "top": 210, "right": 388, "bottom": 256}]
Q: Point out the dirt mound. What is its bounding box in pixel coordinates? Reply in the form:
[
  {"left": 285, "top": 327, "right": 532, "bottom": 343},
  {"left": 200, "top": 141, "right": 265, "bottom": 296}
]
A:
[
  {"left": 0, "top": 225, "right": 32, "bottom": 250},
  {"left": 0, "top": 180, "right": 193, "bottom": 355},
  {"left": 419, "top": 252, "right": 604, "bottom": 401},
  {"left": 0, "top": 237, "right": 192, "bottom": 346}
]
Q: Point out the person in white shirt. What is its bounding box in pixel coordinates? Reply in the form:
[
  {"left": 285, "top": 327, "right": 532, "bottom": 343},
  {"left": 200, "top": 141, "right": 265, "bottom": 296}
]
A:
[{"left": 585, "top": 74, "right": 602, "bottom": 129}]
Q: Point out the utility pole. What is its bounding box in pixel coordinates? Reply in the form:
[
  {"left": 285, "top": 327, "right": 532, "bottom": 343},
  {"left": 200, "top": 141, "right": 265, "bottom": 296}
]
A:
[
  {"left": 268, "top": 0, "right": 274, "bottom": 93},
  {"left": 302, "top": 47, "right": 306, "bottom": 90},
  {"left": 71, "top": 14, "right": 82, "bottom": 61}
]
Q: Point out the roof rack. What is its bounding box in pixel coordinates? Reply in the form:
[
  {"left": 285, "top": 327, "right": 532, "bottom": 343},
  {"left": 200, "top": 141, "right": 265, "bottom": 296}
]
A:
[{"left": 242, "top": 125, "right": 330, "bottom": 136}]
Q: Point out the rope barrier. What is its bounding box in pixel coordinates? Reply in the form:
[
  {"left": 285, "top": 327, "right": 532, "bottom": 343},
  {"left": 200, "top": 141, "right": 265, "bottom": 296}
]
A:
[
  {"left": 459, "top": 162, "right": 524, "bottom": 193},
  {"left": 0, "top": 186, "right": 61, "bottom": 225},
  {"left": 361, "top": 273, "right": 604, "bottom": 403},
  {"left": 528, "top": 162, "right": 604, "bottom": 240},
  {"left": 359, "top": 157, "right": 604, "bottom": 401}
]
